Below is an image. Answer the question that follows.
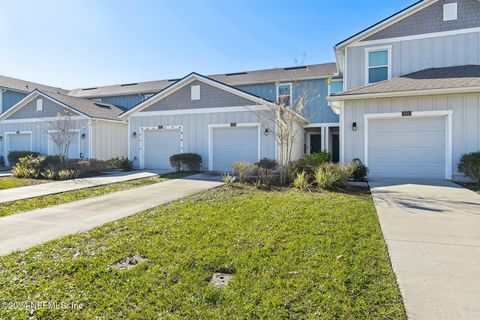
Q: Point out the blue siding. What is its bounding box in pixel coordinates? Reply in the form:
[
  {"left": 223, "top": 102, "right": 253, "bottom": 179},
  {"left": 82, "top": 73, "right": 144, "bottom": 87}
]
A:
[
  {"left": 98, "top": 94, "right": 144, "bottom": 109},
  {"left": 237, "top": 80, "right": 339, "bottom": 124},
  {"left": 2, "top": 90, "right": 28, "bottom": 113},
  {"left": 330, "top": 80, "right": 344, "bottom": 94}
]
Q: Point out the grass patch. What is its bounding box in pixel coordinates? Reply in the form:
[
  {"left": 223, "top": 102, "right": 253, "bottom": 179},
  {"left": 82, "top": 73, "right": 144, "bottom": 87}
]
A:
[
  {"left": 0, "top": 186, "right": 406, "bottom": 319},
  {"left": 0, "top": 177, "right": 45, "bottom": 190},
  {"left": 0, "top": 172, "right": 191, "bottom": 218}
]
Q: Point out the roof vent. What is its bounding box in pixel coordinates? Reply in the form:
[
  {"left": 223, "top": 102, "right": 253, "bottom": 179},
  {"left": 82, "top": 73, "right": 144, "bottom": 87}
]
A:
[
  {"left": 120, "top": 83, "right": 138, "bottom": 87},
  {"left": 94, "top": 102, "right": 112, "bottom": 109},
  {"left": 82, "top": 87, "right": 98, "bottom": 91},
  {"left": 225, "top": 72, "right": 248, "bottom": 76},
  {"left": 283, "top": 66, "right": 308, "bottom": 71}
]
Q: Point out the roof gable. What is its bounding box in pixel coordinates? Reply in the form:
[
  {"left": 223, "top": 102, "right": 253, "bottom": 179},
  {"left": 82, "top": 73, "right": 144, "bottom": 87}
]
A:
[{"left": 120, "top": 73, "right": 276, "bottom": 118}]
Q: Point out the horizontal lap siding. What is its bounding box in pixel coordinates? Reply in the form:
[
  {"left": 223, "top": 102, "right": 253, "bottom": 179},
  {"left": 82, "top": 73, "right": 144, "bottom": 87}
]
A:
[
  {"left": 343, "top": 93, "right": 480, "bottom": 179},
  {"left": 0, "top": 120, "right": 90, "bottom": 159},
  {"left": 129, "top": 111, "right": 276, "bottom": 170}
]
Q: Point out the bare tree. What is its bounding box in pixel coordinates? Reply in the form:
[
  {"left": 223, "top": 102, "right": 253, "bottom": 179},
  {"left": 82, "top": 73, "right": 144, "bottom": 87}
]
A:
[{"left": 45, "top": 111, "right": 78, "bottom": 166}]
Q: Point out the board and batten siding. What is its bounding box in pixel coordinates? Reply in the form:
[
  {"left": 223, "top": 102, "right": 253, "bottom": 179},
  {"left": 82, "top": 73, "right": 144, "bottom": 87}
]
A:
[
  {"left": 1, "top": 90, "right": 28, "bottom": 113},
  {"left": 346, "top": 31, "right": 480, "bottom": 91},
  {"left": 0, "top": 119, "right": 90, "bottom": 160},
  {"left": 7, "top": 96, "right": 72, "bottom": 119},
  {"left": 129, "top": 111, "right": 277, "bottom": 170},
  {"left": 98, "top": 94, "right": 145, "bottom": 110},
  {"left": 91, "top": 120, "right": 128, "bottom": 160},
  {"left": 342, "top": 93, "right": 480, "bottom": 180}
]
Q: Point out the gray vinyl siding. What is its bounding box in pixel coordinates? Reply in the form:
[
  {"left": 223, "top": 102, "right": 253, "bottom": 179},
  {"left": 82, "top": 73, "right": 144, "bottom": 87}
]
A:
[
  {"left": 342, "top": 93, "right": 480, "bottom": 180},
  {"left": 97, "top": 94, "right": 145, "bottom": 109},
  {"left": 364, "top": 0, "right": 480, "bottom": 41},
  {"left": 7, "top": 96, "right": 74, "bottom": 119},
  {"left": 2, "top": 90, "right": 28, "bottom": 113},
  {"left": 346, "top": 31, "right": 480, "bottom": 90},
  {"left": 0, "top": 119, "right": 90, "bottom": 160},
  {"left": 91, "top": 120, "right": 128, "bottom": 160},
  {"left": 129, "top": 111, "right": 277, "bottom": 170},
  {"left": 142, "top": 80, "right": 255, "bottom": 112},
  {"left": 237, "top": 80, "right": 339, "bottom": 124}
]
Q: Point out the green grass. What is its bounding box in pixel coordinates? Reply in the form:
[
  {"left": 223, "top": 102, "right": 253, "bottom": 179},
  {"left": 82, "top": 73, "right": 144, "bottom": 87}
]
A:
[
  {"left": 0, "top": 177, "right": 45, "bottom": 190},
  {"left": 0, "top": 172, "right": 190, "bottom": 218},
  {"left": 0, "top": 185, "right": 406, "bottom": 319}
]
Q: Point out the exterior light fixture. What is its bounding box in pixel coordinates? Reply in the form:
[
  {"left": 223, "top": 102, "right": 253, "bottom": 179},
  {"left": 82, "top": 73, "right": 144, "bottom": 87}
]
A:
[
  {"left": 264, "top": 128, "right": 269, "bottom": 135},
  {"left": 0, "top": 136, "right": 2, "bottom": 141},
  {"left": 81, "top": 133, "right": 86, "bottom": 139},
  {"left": 352, "top": 122, "right": 357, "bottom": 131},
  {"left": 79, "top": 153, "right": 84, "bottom": 159},
  {"left": 133, "top": 132, "right": 137, "bottom": 138}
]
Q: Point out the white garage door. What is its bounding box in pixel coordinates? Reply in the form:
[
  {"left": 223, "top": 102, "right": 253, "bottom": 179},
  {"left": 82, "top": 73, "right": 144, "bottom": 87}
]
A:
[
  {"left": 368, "top": 117, "right": 446, "bottom": 179},
  {"left": 49, "top": 132, "right": 80, "bottom": 159},
  {"left": 212, "top": 126, "right": 259, "bottom": 172},
  {"left": 143, "top": 129, "right": 181, "bottom": 169},
  {"left": 6, "top": 132, "right": 31, "bottom": 159}
]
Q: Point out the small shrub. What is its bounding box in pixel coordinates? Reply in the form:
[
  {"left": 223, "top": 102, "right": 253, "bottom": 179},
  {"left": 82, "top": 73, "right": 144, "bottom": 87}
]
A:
[
  {"left": 459, "top": 152, "right": 480, "bottom": 185},
  {"left": 12, "top": 155, "right": 45, "bottom": 178},
  {"left": 293, "top": 171, "right": 310, "bottom": 191},
  {"left": 0, "top": 156, "right": 5, "bottom": 167},
  {"left": 58, "top": 169, "right": 80, "bottom": 180},
  {"left": 314, "top": 163, "right": 354, "bottom": 190},
  {"left": 170, "top": 153, "right": 202, "bottom": 172},
  {"left": 232, "top": 161, "right": 252, "bottom": 183},
  {"left": 291, "top": 152, "right": 332, "bottom": 177},
  {"left": 222, "top": 174, "right": 236, "bottom": 185},
  {"left": 8, "top": 151, "right": 41, "bottom": 166},
  {"left": 351, "top": 158, "right": 369, "bottom": 182},
  {"left": 255, "top": 158, "right": 278, "bottom": 185},
  {"left": 108, "top": 157, "right": 134, "bottom": 172}
]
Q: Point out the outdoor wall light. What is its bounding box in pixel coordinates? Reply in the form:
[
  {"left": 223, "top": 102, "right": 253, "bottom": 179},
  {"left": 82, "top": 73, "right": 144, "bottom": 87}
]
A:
[
  {"left": 79, "top": 153, "right": 84, "bottom": 159},
  {"left": 264, "top": 128, "right": 269, "bottom": 135},
  {"left": 133, "top": 132, "right": 137, "bottom": 138},
  {"left": 0, "top": 136, "right": 3, "bottom": 141},
  {"left": 352, "top": 122, "right": 358, "bottom": 131},
  {"left": 81, "top": 133, "right": 86, "bottom": 139}
]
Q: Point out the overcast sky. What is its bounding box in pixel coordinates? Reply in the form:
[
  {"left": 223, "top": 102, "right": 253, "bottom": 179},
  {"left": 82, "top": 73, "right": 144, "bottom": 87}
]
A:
[{"left": 0, "top": 0, "right": 413, "bottom": 89}]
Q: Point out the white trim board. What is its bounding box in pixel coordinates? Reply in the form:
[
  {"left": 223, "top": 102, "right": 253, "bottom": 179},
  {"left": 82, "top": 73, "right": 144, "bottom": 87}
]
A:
[
  {"left": 0, "top": 116, "right": 86, "bottom": 124},
  {"left": 3, "top": 131, "right": 33, "bottom": 166},
  {"left": 130, "top": 105, "right": 269, "bottom": 117},
  {"left": 363, "top": 110, "right": 453, "bottom": 180},
  {"left": 208, "top": 123, "right": 261, "bottom": 171},
  {"left": 138, "top": 125, "right": 183, "bottom": 170}
]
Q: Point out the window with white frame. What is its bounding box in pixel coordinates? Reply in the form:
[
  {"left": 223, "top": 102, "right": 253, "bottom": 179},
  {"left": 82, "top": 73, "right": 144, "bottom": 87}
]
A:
[
  {"left": 276, "top": 83, "right": 292, "bottom": 107},
  {"left": 191, "top": 85, "right": 200, "bottom": 100},
  {"left": 366, "top": 47, "right": 391, "bottom": 84}
]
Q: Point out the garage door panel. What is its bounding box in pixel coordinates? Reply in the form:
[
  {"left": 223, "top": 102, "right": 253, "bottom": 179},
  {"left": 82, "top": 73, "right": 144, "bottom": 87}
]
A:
[
  {"left": 8, "top": 133, "right": 31, "bottom": 152},
  {"left": 368, "top": 117, "right": 446, "bottom": 179},
  {"left": 212, "top": 126, "right": 258, "bottom": 172},
  {"left": 143, "top": 130, "right": 181, "bottom": 170}
]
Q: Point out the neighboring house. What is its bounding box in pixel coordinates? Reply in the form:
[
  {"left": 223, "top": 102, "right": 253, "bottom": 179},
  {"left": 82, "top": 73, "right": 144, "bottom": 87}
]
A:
[
  {"left": 119, "top": 73, "right": 306, "bottom": 171},
  {"left": 69, "top": 63, "right": 342, "bottom": 161},
  {"left": 329, "top": 0, "right": 480, "bottom": 180},
  {"left": 0, "top": 75, "right": 68, "bottom": 114},
  {"left": 0, "top": 90, "right": 127, "bottom": 165}
]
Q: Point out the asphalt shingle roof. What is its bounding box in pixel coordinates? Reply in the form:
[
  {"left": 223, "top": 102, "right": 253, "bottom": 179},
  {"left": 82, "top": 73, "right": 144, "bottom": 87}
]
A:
[
  {"left": 335, "top": 65, "right": 480, "bottom": 97},
  {"left": 68, "top": 63, "right": 338, "bottom": 98},
  {"left": 0, "top": 75, "right": 68, "bottom": 94},
  {"left": 41, "top": 91, "right": 126, "bottom": 121}
]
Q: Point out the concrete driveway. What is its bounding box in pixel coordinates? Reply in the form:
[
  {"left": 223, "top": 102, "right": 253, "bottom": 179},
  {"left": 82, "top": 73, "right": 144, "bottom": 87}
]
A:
[
  {"left": 0, "top": 174, "right": 223, "bottom": 256},
  {"left": 370, "top": 178, "right": 480, "bottom": 320}
]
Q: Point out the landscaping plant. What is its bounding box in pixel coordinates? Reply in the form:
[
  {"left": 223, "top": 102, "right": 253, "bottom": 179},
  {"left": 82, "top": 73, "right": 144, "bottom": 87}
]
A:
[
  {"left": 221, "top": 174, "right": 236, "bottom": 185},
  {"left": 315, "top": 163, "right": 354, "bottom": 190},
  {"left": 255, "top": 158, "right": 278, "bottom": 185},
  {"left": 232, "top": 161, "right": 252, "bottom": 183},
  {"left": 351, "top": 158, "right": 369, "bottom": 182},
  {"left": 459, "top": 152, "right": 480, "bottom": 185},
  {"left": 293, "top": 170, "right": 310, "bottom": 191},
  {"left": 7, "top": 151, "right": 41, "bottom": 166},
  {"left": 170, "top": 153, "right": 202, "bottom": 172},
  {"left": 291, "top": 152, "right": 332, "bottom": 177}
]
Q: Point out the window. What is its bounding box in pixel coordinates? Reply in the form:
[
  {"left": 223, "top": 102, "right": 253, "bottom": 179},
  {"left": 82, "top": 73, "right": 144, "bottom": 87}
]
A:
[
  {"left": 366, "top": 46, "right": 391, "bottom": 84},
  {"left": 36, "top": 99, "right": 43, "bottom": 112},
  {"left": 276, "top": 83, "right": 292, "bottom": 107},
  {"left": 191, "top": 85, "right": 200, "bottom": 100},
  {"left": 443, "top": 2, "right": 457, "bottom": 21}
]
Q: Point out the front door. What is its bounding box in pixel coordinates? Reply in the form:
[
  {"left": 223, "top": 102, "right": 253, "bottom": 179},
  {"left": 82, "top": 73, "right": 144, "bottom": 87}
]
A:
[
  {"left": 332, "top": 134, "right": 340, "bottom": 163},
  {"left": 310, "top": 134, "right": 322, "bottom": 154}
]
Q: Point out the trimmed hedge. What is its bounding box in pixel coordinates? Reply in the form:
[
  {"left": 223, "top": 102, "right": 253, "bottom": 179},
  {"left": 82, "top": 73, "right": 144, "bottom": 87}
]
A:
[
  {"left": 170, "top": 153, "right": 202, "bottom": 172},
  {"left": 291, "top": 152, "right": 331, "bottom": 177},
  {"left": 8, "top": 151, "right": 41, "bottom": 166},
  {"left": 459, "top": 152, "right": 480, "bottom": 185}
]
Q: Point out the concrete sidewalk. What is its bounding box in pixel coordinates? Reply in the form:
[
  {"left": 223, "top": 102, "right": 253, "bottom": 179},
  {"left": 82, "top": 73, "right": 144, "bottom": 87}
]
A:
[
  {"left": 370, "top": 178, "right": 480, "bottom": 320},
  {"left": 0, "top": 170, "right": 162, "bottom": 204},
  {"left": 0, "top": 174, "right": 223, "bottom": 256}
]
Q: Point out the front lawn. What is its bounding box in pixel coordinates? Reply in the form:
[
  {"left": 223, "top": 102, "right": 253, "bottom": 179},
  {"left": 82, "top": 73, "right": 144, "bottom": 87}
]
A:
[
  {"left": 0, "top": 186, "right": 406, "bottom": 319},
  {"left": 0, "top": 172, "right": 190, "bottom": 218},
  {"left": 0, "top": 177, "right": 45, "bottom": 190}
]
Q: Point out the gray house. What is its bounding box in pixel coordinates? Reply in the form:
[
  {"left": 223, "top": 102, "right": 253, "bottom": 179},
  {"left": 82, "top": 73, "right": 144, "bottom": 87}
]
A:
[
  {"left": 329, "top": 0, "right": 480, "bottom": 180},
  {"left": 0, "top": 90, "right": 127, "bottom": 165}
]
